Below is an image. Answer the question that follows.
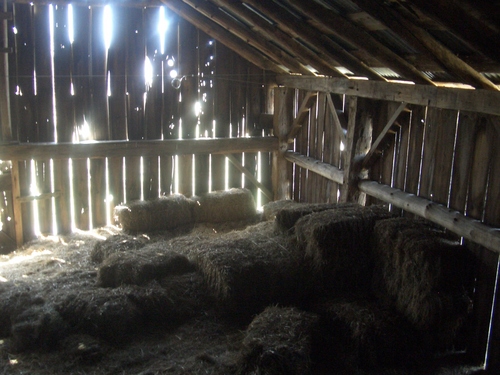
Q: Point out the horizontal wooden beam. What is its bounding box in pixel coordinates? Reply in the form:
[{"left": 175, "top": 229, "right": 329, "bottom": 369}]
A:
[
  {"left": 284, "top": 151, "right": 344, "bottom": 184},
  {"left": 0, "top": 137, "right": 279, "bottom": 161},
  {"left": 276, "top": 75, "right": 500, "bottom": 116},
  {"left": 17, "top": 191, "right": 61, "bottom": 203},
  {"left": 358, "top": 180, "right": 500, "bottom": 255}
]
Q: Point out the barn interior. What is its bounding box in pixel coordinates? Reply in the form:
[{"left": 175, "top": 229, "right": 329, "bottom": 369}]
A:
[{"left": 1, "top": 0, "right": 500, "bottom": 374}]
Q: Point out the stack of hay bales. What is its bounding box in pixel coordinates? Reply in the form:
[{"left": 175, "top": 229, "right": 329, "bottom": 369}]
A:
[
  {"left": 192, "top": 221, "right": 312, "bottom": 315},
  {"left": 371, "top": 217, "right": 474, "bottom": 350},
  {"left": 294, "top": 204, "right": 393, "bottom": 294},
  {"left": 90, "top": 233, "right": 150, "bottom": 263},
  {"left": 191, "top": 188, "right": 257, "bottom": 223},
  {"left": 237, "top": 306, "right": 319, "bottom": 375},
  {"left": 262, "top": 199, "right": 300, "bottom": 221},
  {"left": 114, "top": 194, "right": 195, "bottom": 233}
]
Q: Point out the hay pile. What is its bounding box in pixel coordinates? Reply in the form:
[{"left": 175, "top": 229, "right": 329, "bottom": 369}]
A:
[
  {"left": 114, "top": 194, "right": 195, "bottom": 232},
  {"left": 372, "top": 217, "right": 474, "bottom": 349},
  {"left": 237, "top": 306, "right": 319, "bottom": 375},
  {"left": 294, "top": 205, "right": 393, "bottom": 294},
  {"left": 188, "top": 221, "right": 312, "bottom": 315},
  {"left": 96, "top": 247, "right": 196, "bottom": 287},
  {"left": 262, "top": 199, "right": 301, "bottom": 221},
  {"left": 192, "top": 188, "right": 257, "bottom": 224},
  {"left": 90, "top": 233, "right": 150, "bottom": 263},
  {"left": 313, "top": 298, "right": 424, "bottom": 372}
]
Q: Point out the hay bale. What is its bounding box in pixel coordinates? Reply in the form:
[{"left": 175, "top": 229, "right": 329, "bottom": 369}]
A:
[
  {"left": 114, "top": 194, "right": 195, "bottom": 233},
  {"left": 262, "top": 199, "right": 300, "bottom": 221},
  {"left": 313, "top": 299, "right": 425, "bottom": 371},
  {"left": 97, "top": 247, "right": 196, "bottom": 287},
  {"left": 295, "top": 205, "right": 393, "bottom": 294},
  {"left": 191, "top": 188, "right": 257, "bottom": 224},
  {"left": 372, "top": 217, "right": 474, "bottom": 348},
  {"left": 237, "top": 306, "right": 319, "bottom": 375},
  {"left": 191, "top": 221, "right": 311, "bottom": 315},
  {"left": 10, "top": 304, "right": 69, "bottom": 352},
  {"left": 90, "top": 233, "right": 150, "bottom": 263},
  {"left": 274, "top": 202, "right": 361, "bottom": 233}
]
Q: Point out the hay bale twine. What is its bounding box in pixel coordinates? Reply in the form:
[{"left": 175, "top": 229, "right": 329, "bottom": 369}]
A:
[
  {"left": 191, "top": 188, "right": 257, "bottom": 224},
  {"left": 90, "top": 233, "right": 150, "bottom": 263},
  {"left": 10, "top": 304, "right": 69, "bottom": 352},
  {"left": 192, "top": 221, "right": 311, "bottom": 315},
  {"left": 274, "top": 202, "right": 362, "bottom": 234},
  {"left": 97, "top": 248, "right": 196, "bottom": 287},
  {"left": 372, "top": 217, "right": 474, "bottom": 349},
  {"left": 114, "top": 194, "right": 195, "bottom": 233},
  {"left": 295, "top": 205, "right": 393, "bottom": 294},
  {"left": 237, "top": 306, "right": 319, "bottom": 375}
]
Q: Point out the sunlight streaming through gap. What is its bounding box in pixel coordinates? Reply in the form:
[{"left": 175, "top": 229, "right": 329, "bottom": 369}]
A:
[
  {"left": 87, "top": 158, "right": 93, "bottom": 230},
  {"left": 50, "top": 159, "right": 57, "bottom": 235},
  {"left": 69, "top": 159, "right": 76, "bottom": 231},
  {"left": 257, "top": 151, "right": 262, "bottom": 209},
  {"left": 49, "top": 5, "right": 57, "bottom": 143},
  {"left": 105, "top": 158, "right": 112, "bottom": 226},
  {"left": 103, "top": 5, "right": 113, "bottom": 50},
  {"left": 68, "top": 5, "right": 74, "bottom": 44},
  {"left": 140, "top": 156, "right": 144, "bottom": 201},
  {"left": 158, "top": 6, "right": 168, "bottom": 55}
]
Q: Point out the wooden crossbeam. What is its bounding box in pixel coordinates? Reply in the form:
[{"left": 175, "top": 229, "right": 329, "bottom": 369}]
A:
[
  {"left": 362, "top": 101, "right": 407, "bottom": 168},
  {"left": 224, "top": 154, "right": 273, "bottom": 200},
  {"left": 286, "top": 91, "right": 317, "bottom": 143},
  {"left": 326, "top": 94, "right": 347, "bottom": 145}
]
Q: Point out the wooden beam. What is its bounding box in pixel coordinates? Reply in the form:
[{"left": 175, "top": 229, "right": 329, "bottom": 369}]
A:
[
  {"left": 224, "top": 154, "right": 273, "bottom": 200},
  {"left": 0, "top": 0, "right": 12, "bottom": 142},
  {"left": 11, "top": 162, "right": 23, "bottom": 247},
  {"left": 326, "top": 94, "right": 347, "bottom": 145},
  {"left": 286, "top": 0, "right": 435, "bottom": 86},
  {"left": 362, "top": 102, "right": 407, "bottom": 168},
  {"left": 16, "top": 191, "right": 61, "bottom": 203},
  {"left": 180, "top": 0, "right": 312, "bottom": 75},
  {"left": 284, "top": 151, "right": 344, "bottom": 185},
  {"left": 212, "top": 0, "right": 345, "bottom": 78},
  {"left": 160, "top": 0, "right": 288, "bottom": 74},
  {"left": 286, "top": 91, "right": 317, "bottom": 143},
  {"left": 358, "top": 180, "right": 500, "bottom": 255},
  {"left": 0, "top": 137, "right": 279, "bottom": 161},
  {"left": 276, "top": 75, "right": 500, "bottom": 116},
  {"left": 243, "top": 0, "right": 387, "bottom": 81}
]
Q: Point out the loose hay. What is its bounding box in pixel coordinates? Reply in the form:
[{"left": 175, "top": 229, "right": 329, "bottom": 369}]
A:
[
  {"left": 372, "top": 217, "right": 474, "bottom": 349},
  {"left": 262, "top": 199, "right": 300, "bottom": 221},
  {"left": 114, "top": 194, "right": 195, "bottom": 232},
  {"left": 237, "top": 306, "right": 319, "bottom": 375},
  {"left": 90, "top": 233, "right": 150, "bottom": 263},
  {"left": 189, "top": 221, "right": 312, "bottom": 315},
  {"left": 313, "top": 298, "right": 424, "bottom": 371},
  {"left": 295, "top": 204, "right": 393, "bottom": 294},
  {"left": 192, "top": 188, "right": 257, "bottom": 224},
  {"left": 97, "top": 246, "right": 196, "bottom": 287}
]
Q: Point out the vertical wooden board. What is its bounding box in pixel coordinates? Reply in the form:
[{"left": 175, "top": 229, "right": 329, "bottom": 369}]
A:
[
  {"left": 53, "top": 4, "right": 74, "bottom": 143},
  {"left": 72, "top": 159, "right": 89, "bottom": 230},
  {"left": 159, "top": 155, "right": 173, "bottom": 196},
  {"left": 405, "top": 105, "right": 426, "bottom": 195},
  {"left": 393, "top": 110, "right": 411, "bottom": 191},
  {"left": 323, "top": 94, "right": 337, "bottom": 203},
  {"left": 107, "top": 6, "right": 128, "bottom": 141},
  {"left": 11, "top": 161, "right": 24, "bottom": 246},
  {"left": 464, "top": 117, "right": 497, "bottom": 365},
  {"left": 33, "top": 4, "right": 54, "bottom": 142},
  {"left": 125, "top": 7, "right": 145, "bottom": 141},
  {"left": 483, "top": 116, "right": 500, "bottom": 372},
  {"left": 53, "top": 159, "right": 71, "bottom": 234},
  {"left": 162, "top": 15, "right": 180, "bottom": 140},
  {"left": 340, "top": 95, "right": 360, "bottom": 203},
  {"left": 71, "top": 5, "right": 91, "bottom": 140},
  {"left": 12, "top": 3, "right": 36, "bottom": 143},
  {"left": 418, "top": 107, "right": 439, "bottom": 200},
  {"left": 125, "top": 156, "right": 141, "bottom": 202},
  {"left": 365, "top": 99, "right": 385, "bottom": 186},
  {"left": 107, "top": 156, "right": 124, "bottom": 215},
  {"left": 90, "top": 158, "right": 106, "bottom": 228},
  {"left": 35, "top": 159, "right": 52, "bottom": 235},
  {"left": 449, "top": 112, "right": 478, "bottom": 213},
  {"left": 18, "top": 161, "right": 35, "bottom": 242},
  {"left": 146, "top": 156, "right": 159, "bottom": 199},
  {"left": 315, "top": 93, "right": 326, "bottom": 202},
  {"left": 306, "top": 102, "right": 317, "bottom": 202},
  {"left": 378, "top": 101, "right": 399, "bottom": 188},
  {"left": 212, "top": 43, "right": 231, "bottom": 192}
]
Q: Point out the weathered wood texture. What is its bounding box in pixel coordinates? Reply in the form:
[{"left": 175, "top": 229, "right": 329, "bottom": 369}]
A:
[{"left": 1, "top": 4, "right": 274, "bottom": 245}]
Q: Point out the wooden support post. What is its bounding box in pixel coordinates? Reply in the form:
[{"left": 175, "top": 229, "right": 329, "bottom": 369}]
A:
[
  {"left": 339, "top": 96, "right": 359, "bottom": 203},
  {"left": 0, "top": 0, "right": 12, "bottom": 142},
  {"left": 272, "top": 87, "right": 294, "bottom": 201},
  {"left": 11, "top": 162, "right": 23, "bottom": 247}
]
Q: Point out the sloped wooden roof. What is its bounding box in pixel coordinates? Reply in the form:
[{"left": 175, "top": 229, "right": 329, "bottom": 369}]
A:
[{"left": 13, "top": 0, "right": 500, "bottom": 90}]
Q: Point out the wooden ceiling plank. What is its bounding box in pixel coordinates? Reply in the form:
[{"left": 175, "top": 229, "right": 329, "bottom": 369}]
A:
[
  {"left": 351, "top": 0, "right": 498, "bottom": 91},
  {"left": 277, "top": 75, "right": 500, "bottom": 117},
  {"left": 212, "top": 0, "right": 345, "bottom": 78},
  {"left": 159, "top": 0, "right": 286, "bottom": 73},
  {"left": 243, "top": 0, "right": 387, "bottom": 81},
  {"left": 285, "top": 0, "right": 435, "bottom": 86},
  {"left": 180, "top": 0, "right": 312, "bottom": 75}
]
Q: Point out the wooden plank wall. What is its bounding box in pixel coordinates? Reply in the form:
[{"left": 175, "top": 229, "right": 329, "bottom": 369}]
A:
[
  {"left": 290, "top": 87, "right": 500, "bottom": 367},
  {"left": 1, "top": 3, "right": 272, "bottom": 243}
]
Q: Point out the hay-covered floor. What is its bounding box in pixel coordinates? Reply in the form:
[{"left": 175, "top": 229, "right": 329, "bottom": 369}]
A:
[{"left": 0, "top": 215, "right": 486, "bottom": 375}]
